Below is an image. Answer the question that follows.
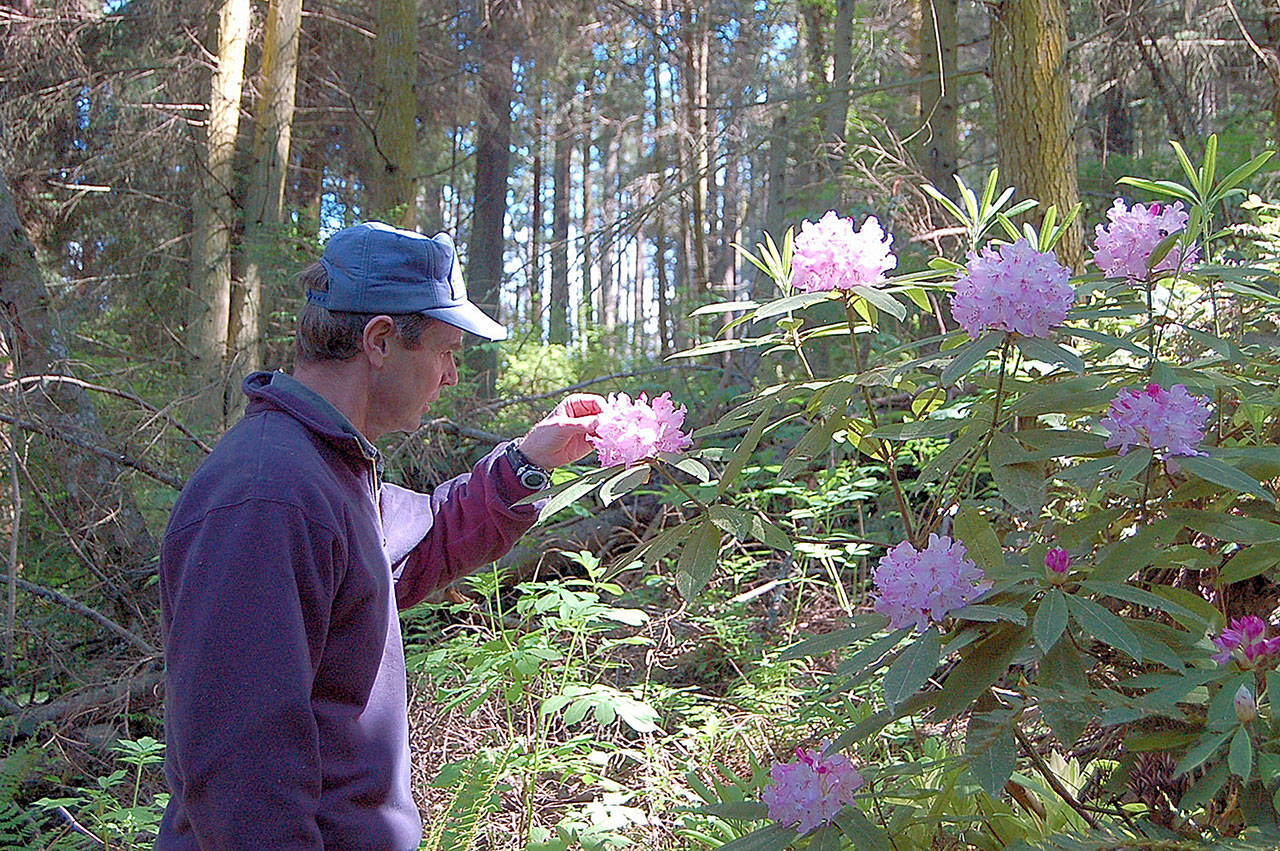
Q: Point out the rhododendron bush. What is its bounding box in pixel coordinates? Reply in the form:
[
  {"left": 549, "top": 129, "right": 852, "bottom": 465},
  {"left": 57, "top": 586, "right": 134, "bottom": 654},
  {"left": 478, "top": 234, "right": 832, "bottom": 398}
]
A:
[{"left": 551, "top": 138, "right": 1279, "bottom": 848}]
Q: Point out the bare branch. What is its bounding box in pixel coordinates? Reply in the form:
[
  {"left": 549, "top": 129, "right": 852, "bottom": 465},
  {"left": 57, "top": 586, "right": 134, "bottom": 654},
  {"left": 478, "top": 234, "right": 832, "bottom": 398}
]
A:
[{"left": 1, "top": 574, "right": 157, "bottom": 657}]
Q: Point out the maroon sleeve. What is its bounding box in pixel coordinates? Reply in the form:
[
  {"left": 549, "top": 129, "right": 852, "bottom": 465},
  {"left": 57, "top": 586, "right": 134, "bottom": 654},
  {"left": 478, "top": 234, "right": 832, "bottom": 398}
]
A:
[{"left": 383, "top": 442, "right": 540, "bottom": 609}]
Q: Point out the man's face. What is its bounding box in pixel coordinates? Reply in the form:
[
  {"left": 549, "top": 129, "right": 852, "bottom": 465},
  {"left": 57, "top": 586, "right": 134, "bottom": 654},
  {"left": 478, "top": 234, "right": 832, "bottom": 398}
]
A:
[{"left": 368, "top": 319, "right": 463, "bottom": 437}]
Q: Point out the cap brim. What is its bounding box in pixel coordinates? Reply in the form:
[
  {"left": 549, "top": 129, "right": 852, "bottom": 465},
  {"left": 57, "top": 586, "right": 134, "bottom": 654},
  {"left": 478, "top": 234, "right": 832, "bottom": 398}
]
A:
[{"left": 423, "top": 302, "right": 508, "bottom": 341}]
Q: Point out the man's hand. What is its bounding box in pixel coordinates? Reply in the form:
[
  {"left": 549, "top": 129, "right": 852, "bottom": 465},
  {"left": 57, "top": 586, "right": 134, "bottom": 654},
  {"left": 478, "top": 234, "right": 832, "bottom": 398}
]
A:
[{"left": 516, "top": 393, "right": 605, "bottom": 469}]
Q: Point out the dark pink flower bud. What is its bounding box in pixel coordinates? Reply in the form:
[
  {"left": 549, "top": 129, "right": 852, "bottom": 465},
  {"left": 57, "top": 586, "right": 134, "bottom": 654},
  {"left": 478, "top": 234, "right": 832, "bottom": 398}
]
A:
[{"left": 1045, "top": 548, "right": 1071, "bottom": 574}]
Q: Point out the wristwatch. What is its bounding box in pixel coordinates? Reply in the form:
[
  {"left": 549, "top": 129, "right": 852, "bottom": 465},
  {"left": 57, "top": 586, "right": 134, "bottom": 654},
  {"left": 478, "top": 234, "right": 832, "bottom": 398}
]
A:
[{"left": 505, "top": 442, "right": 551, "bottom": 490}]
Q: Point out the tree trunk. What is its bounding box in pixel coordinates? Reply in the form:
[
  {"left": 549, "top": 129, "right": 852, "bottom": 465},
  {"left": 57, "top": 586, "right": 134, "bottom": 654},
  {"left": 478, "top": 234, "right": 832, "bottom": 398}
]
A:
[
  {"left": 189, "top": 0, "right": 250, "bottom": 431},
  {"left": 680, "top": 0, "right": 709, "bottom": 295},
  {"left": 1259, "top": 0, "right": 1280, "bottom": 148},
  {"left": 598, "top": 125, "right": 619, "bottom": 340},
  {"left": 579, "top": 104, "right": 594, "bottom": 331},
  {"left": 549, "top": 108, "right": 571, "bottom": 345},
  {"left": 467, "top": 0, "right": 513, "bottom": 399},
  {"left": 0, "top": 173, "right": 156, "bottom": 614},
  {"left": 368, "top": 0, "right": 419, "bottom": 227},
  {"left": 824, "top": 0, "right": 854, "bottom": 175},
  {"left": 232, "top": 0, "right": 301, "bottom": 418},
  {"left": 918, "top": 0, "right": 959, "bottom": 189},
  {"left": 651, "top": 39, "right": 671, "bottom": 359},
  {"left": 633, "top": 220, "right": 646, "bottom": 353},
  {"left": 528, "top": 90, "right": 543, "bottom": 340},
  {"left": 990, "top": 0, "right": 1084, "bottom": 268}
]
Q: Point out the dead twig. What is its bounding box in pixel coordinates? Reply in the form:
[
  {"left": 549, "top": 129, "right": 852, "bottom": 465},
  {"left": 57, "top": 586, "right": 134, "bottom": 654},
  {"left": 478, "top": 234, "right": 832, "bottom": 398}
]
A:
[
  {"left": 0, "top": 411, "right": 184, "bottom": 490},
  {"left": 0, "top": 573, "right": 157, "bottom": 657}
]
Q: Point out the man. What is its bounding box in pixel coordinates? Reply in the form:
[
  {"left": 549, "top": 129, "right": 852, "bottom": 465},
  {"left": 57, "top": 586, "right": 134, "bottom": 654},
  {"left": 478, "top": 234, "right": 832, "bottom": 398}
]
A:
[{"left": 157, "top": 222, "right": 603, "bottom": 849}]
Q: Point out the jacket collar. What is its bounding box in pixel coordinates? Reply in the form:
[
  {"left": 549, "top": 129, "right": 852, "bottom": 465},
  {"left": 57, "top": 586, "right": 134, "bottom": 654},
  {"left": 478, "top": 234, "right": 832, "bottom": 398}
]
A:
[{"left": 242, "top": 371, "right": 381, "bottom": 466}]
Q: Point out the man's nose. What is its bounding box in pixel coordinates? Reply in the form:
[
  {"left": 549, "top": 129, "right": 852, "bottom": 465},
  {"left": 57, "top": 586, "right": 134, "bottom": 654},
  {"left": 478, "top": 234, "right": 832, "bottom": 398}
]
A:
[{"left": 442, "top": 359, "right": 458, "bottom": 387}]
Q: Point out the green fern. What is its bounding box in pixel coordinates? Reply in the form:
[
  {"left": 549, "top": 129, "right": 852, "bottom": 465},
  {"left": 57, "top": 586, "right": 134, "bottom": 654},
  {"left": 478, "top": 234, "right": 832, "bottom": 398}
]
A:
[
  {"left": 420, "top": 745, "right": 515, "bottom": 851},
  {"left": 0, "top": 740, "right": 44, "bottom": 848}
]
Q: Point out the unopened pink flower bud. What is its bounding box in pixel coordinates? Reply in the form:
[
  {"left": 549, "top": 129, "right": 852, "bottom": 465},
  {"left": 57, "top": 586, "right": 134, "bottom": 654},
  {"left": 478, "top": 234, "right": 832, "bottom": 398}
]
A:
[
  {"left": 1045, "top": 548, "right": 1071, "bottom": 574},
  {"left": 1235, "top": 685, "right": 1257, "bottom": 724}
]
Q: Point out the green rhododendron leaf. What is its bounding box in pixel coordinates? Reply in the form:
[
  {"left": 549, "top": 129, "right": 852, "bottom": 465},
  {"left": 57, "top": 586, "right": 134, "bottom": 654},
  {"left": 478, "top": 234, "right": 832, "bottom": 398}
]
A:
[
  {"left": 966, "top": 715, "right": 1017, "bottom": 796},
  {"left": 932, "top": 625, "right": 1027, "bottom": 720},
  {"left": 1221, "top": 545, "right": 1280, "bottom": 584},
  {"left": 1176, "top": 729, "right": 1235, "bottom": 778},
  {"left": 1065, "top": 595, "right": 1143, "bottom": 662},
  {"left": 835, "top": 808, "right": 891, "bottom": 851},
  {"left": 1033, "top": 590, "right": 1068, "bottom": 652},
  {"left": 598, "top": 465, "right": 649, "bottom": 506},
  {"left": 676, "top": 520, "right": 723, "bottom": 599},
  {"left": 1229, "top": 727, "right": 1254, "bottom": 779},
  {"left": 717, "top": 823, "right": 799, "bottom": 850},
  {"left": 953, "top": 505, "right": 1004, "bottom": 574},
  {"left": 883, "top": 630, "right": 941, "bottom": 709}
]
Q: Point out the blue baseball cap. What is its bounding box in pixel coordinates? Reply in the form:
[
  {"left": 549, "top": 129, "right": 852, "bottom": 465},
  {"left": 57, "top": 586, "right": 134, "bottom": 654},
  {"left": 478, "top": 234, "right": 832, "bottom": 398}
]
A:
[{"left": 310, "top": 222, "right": 507, "bottom": 341}]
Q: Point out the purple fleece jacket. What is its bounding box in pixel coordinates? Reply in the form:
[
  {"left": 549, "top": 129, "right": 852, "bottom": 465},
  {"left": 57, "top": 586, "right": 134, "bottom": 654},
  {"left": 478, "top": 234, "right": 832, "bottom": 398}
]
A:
[{"left": 157, "top": 371, "right": 538, "bottom": 850}]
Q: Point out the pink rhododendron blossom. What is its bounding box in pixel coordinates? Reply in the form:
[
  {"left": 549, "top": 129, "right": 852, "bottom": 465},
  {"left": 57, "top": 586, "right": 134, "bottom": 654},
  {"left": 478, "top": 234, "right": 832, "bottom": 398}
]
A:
[
  {"left": 790, "top": 211, "right": 897, "bottom": 293},
  {"left": 1045, "top": 548, "right": 1071, "bottom": 575},
  {"left": 1092, "top": 199, "right": 1195, "bottom": 280},
  {"left": 588, "top": 392, "right": 693, "bottom": 467},
  {"left": 949, "top": 239, "right": 1074, "bottom": 339},
  {"left": 1212, "top": 616, "right": 1280, "bottom": 668},
  {"left": 762, "top": 744, "right": 865, "bottom": 834},
  {"left": 1100, "top": 383, "right": 1211, "bottom": 458},
  {"left": 872, "top": 534, "right": 991, "bottom": 631}
]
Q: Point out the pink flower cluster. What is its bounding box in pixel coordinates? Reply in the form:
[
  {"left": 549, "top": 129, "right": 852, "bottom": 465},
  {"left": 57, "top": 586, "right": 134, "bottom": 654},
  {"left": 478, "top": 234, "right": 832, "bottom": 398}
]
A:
[
  {"left": 588, "top": 392, "right": 693, "bottom": 467},
  {"left": 1212, "top": 616, "right": 1280, "bottom": 668},
  {"left": 872, "top": 534, "right": 990, "bottom": 632},
  {"left": 1100, "top": 383, "right": 1211, "bottom": 458},
  {"left": 1092, "top": 199, "right": 1194, "bottom": 280},
  {"left": 762, "top": 745, "right": 865, "bottom": 834},
  {"left": 790, "top": 211, "right": 897, "bottom": 293},
  {"left": 950, "top": 239, "right": 1074, "bottom": 339}
]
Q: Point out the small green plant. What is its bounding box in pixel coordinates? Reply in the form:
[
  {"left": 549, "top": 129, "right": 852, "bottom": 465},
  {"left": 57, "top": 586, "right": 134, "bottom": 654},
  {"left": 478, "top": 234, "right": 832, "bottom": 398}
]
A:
[{"left": 34, "top": 735, "right": 167, "bottom": 849}]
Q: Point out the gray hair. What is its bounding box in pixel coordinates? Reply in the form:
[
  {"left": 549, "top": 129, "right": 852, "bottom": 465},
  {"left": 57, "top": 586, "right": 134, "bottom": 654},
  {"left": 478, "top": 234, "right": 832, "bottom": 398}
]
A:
[{"left": 294, "top": 262, "right": 432, "bottom": 362}]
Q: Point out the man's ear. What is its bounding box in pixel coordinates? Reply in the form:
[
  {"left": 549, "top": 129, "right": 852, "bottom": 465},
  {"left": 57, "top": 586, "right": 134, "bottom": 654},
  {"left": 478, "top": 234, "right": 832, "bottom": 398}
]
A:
[{"left": 362, "top": 316, "right": 396, "bottom": 367}]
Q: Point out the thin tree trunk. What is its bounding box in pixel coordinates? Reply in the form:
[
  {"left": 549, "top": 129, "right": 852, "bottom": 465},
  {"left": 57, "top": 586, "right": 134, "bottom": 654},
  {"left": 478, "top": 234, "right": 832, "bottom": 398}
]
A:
[
  {"left": 990, "top": 0, "right": 1084, "bottom": 268},
  {"left": 599, "top": 125, "right": 619, "bottom": 339},
  {"left": 232, "top": 0, "right": 301, "bottom": 418},
  {"left": 680, "top": 0, "right": 709, "bottom": 295},
  {"left": 189, "top": 0, "right": 250, "bottom": 430},
  {"left": 919, "top": 0, "right": 959, "bottom": 189},
  {"left": 651, "top": 30, "right": 671, "bottom": 358},
  {"left": 633, "top": 221, "right": 646, "bottom": 353},
  {"left": 468, "top": 0, "right": 513, "bottom": 399},
  {"left": 368, "top": 0, "right": 418, "bottom": 227},
  {"left": 550, "top": 108, "right": 571, "bottom": 345},
  {"left": 529, "top": 90, "right": 544, "bottom": 340},
  {"left": 579, "top": 101, "right": 594, "bottom": 331},
  {"left": 825, "top": 0, "right": 854, "bottom": 175}
]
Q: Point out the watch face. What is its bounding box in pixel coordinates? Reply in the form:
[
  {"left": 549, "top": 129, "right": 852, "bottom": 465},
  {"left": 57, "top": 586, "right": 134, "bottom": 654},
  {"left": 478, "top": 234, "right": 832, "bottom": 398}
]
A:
[{"left": 520, "top": 468, "right": 550, "bottom": 489}]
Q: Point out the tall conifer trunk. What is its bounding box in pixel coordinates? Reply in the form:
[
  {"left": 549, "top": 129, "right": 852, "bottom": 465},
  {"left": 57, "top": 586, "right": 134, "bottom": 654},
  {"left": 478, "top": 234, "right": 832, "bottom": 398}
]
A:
[
  {"left": 919, "top": 0, "right": 959, "bottom": 189},
  {"left": 369, "top": 0, "right": 419, "bottom": 226},
  {"left": 468, "top": 0, "right": 514, "bottom": 399},
  {"left": 990, "top": 0, "right": 1084, "bottom": 267},
  {"left": 549, "top": 108, "right": 571, "bottom": 345},
  {"left": 232, "top": 0, "right": 301, "bottom": 415},
  {"left": 189, "top": 0, "right": 250, "bottom": 430}
]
